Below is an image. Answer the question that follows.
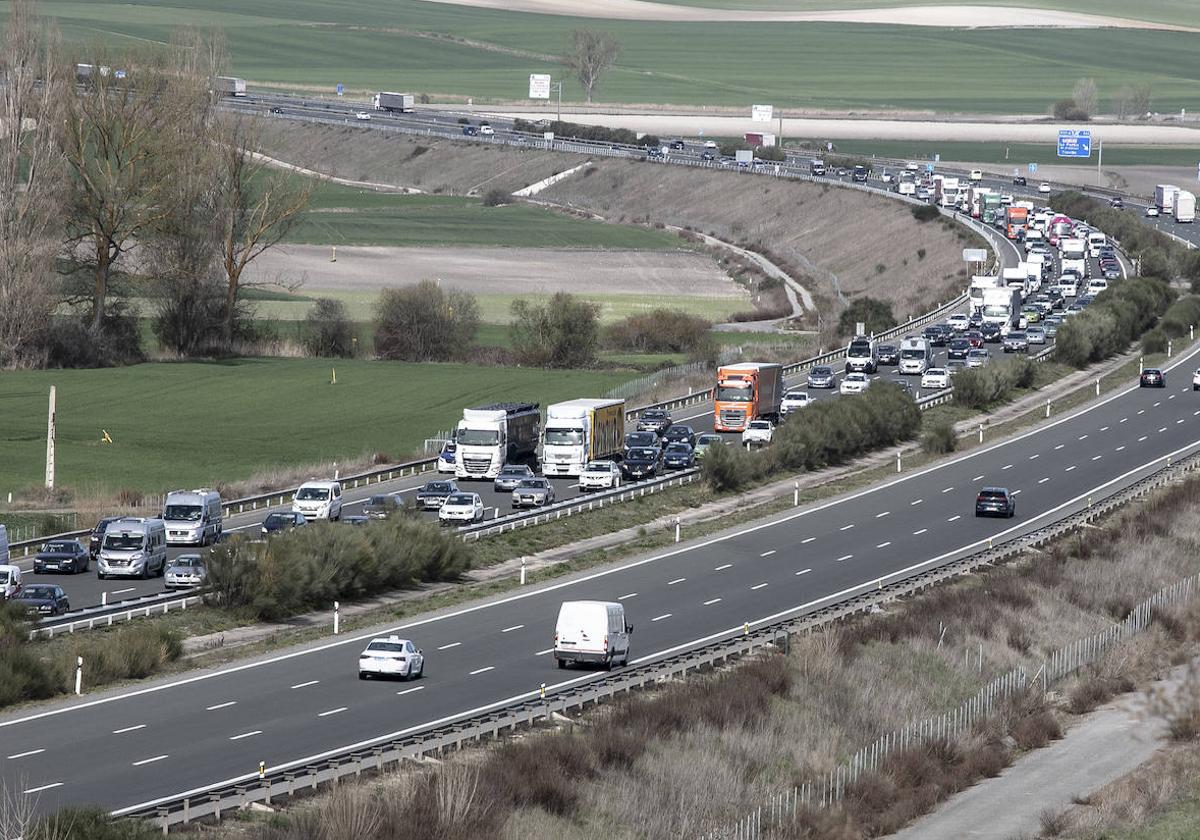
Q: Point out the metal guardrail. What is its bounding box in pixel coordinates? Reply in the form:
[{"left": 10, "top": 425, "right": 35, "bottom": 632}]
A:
[
  {"left": 28, "top": 591, "right": 204, "bottom": 640},
  {"left": 125, "top": 441, "right": 1200, "bottom": 831}
]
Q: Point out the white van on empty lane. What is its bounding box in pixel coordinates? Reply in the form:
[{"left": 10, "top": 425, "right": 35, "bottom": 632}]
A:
[{"left": 554, "top": 600, "right": 632, "bottom": 670}]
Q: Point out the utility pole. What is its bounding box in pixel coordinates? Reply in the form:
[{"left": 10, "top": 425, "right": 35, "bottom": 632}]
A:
[
  {"left": 1097, "top": 139, "right": 1103, "bottom": 186},
  {"left": 45, "top": 386, "right": 56, "bottom": 490}
]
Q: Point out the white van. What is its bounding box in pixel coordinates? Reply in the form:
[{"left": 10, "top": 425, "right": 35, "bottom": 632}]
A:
[
  {"left": 163, "top": 488, "right": 223, "bottom": 545},
  {"left": 899, "top": 337, "right": 931, "bottom": 375},
  {"left": 292, "top": 480, "right": 343, "bottom": 521},
  {"left": 1087, "top": 232, "right": 1108, "bottom": 258},
  {"left": 554, "top": 600, "right": 632, "bottom": 670},
  {"left": 97, "top": 517, "right": 167, "bottom": 579}
]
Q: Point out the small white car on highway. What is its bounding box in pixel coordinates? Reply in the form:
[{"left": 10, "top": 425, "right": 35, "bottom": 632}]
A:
[
  {"left": 358, "top": 636, "right": 424, "bottom": 680},
  {"left": 292, "top": 480, "right": 343, "bottom": 521},
  {"left": 780, "top": 390, "right": 812, "bottom": 415},
  {"left": 969, "top": 169, "right": 982, "bottom": 182},
  {"left": 479, "top": 124, "right": 495, "bottom": 136},
  {"left": 840, "top": 372, "right": 871, "bottom": 394},
  {"left": 920, "top": 368, "right": 950, "bottom": 390},
  {"left": 1038, "top": 182, "right": 1052, "bottom": 194},
  {"left": 1192, "top": 368, "right": 1200, "bottom": 391},
  {"left": 438, "top": 492, "right": 485, "bottom": 525},
  {"left": 742, "top": 420, "right": 774, "bottom": 446},
  {"left": 355, "top": 112, "right": 371, "bottom": 121},
  {"left": 1146, "top": 206, "right": 1160, "bottom": 218},
  {"left": 946, "top": 313, "right": 970, "bottom": 332},
  {"left": 579, "top": 460, "right": 621, "bottom": 491}
]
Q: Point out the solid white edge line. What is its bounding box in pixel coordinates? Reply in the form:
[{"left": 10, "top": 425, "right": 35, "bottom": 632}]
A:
[
  {"left": 24, "top": 782, "right": 63, "bottom": 795},
  {"left": 27, "top": 343, "right": 1200, "bottom": 743},
  {"left": 7, "top": 748, "right": 45, "bottom": 759}
]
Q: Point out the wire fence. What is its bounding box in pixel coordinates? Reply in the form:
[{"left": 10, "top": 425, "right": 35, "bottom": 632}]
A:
[
  {"left": 605, "top": 361, "right": 710, "bottom": 400},
  {"left": 705, "top": 571, "right": 1200, "bottom": 839}
]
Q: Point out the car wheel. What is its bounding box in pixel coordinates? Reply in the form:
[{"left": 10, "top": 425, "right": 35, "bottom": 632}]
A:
[
  {"left": 98, "top": 571, "right": 106, "bottom": 580},
  {"left": 359, "top": 671, "right": 369, "bottom": 680},
  {"left": 417, "top": 661, "right": 425, "bottom": 679}
]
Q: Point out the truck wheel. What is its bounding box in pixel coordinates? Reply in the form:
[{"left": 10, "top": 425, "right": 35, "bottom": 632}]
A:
[{"left": 557, "top": 659, "right": 567, "bottom": 670}]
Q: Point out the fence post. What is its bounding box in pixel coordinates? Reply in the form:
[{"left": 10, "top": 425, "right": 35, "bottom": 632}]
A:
[
  {"left": 794, "top": 480, "right": 799, "bottom": 506},
  {"left": 1046, "top": 399, "right": 1051, "bottom": 418},
  {"left": 978, "top": 424, "right": 984, "bottom": 444},
  {"left": 520, "top": 558, "right": 527, "bottom": 586},
  {"left": 333, "top": 601, "right": 340, "bottom": 635},
  {"left": 675, "top": 517, "right": 681, "bottom": 543}
]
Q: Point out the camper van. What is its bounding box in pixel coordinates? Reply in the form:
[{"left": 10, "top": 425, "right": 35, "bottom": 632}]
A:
[
  {"left": 554, "top": 601, "right": 632, "bottom": 670},
  {"left": 97, "top": 517, "right": 167, "bottom": 579},
  {"left": 162, "top": 488, "right": 223, "bottom": 545}
]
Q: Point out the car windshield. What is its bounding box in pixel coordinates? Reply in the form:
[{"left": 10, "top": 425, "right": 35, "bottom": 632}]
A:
[
  {"left": 698, "top": 435, "right": 721, "bottom": 445},
  {"left": 666, "top": 443, "right": 690, "bottom": 454},
  {"left": 425, "top": 482, "right": 452, "bottom": 493},
  {"left": 103, "top": 533, "right": 144, "bottom": 550},
  {"left": 439, "top": 444, "right": 456, "bottom": 456},
  {"left": 19, "top": 585, "right": 55, "bottom": 599},
  {"left": 969, "top": 350, "right": 987, "bottom": 357},
  {"left": 628, "top": 449, "right": 656, "bottom": 460},
  {"left": 446, "top": 495, "right": 474, "bottom": 505},
  {"left": 517, "top": 479, "right": 545, "bottom": 489},
  {"left": 980, "top": 490, "right": 1007, "bottom": 499},
  {"left": 951, "top": 339, "right": 969, "bottom": 348},
  {"left": 367, "top": 642, "right": 405, "bottom": 653},
  {"left": 163, "top": 505, "right": 202, "bottom": 521},
  {"left": 716, "top": 385, "right": 751, "bottom": 402},
  {"left": 585, "top": 463, "right": 610, "bottom": 473},
  {"left": 42, "top": 542, "right": 75, "bottom": 553},
  {"left": 785, "top": 392, "right": 806, "bottom": 401},
  {"left": 172, "top": 557, "right": 203, "bottom": 568},
  {"left": 368, "top": 495, "right": 390, "bottom": 506},
  {"left": 499, "top": 467, "right": 529, "bottom": 478},
  {"left": 812, "top": 367, "right": 832, "bottom": 377},
  {"left": 927, "top": 369, "right": 946, "bottom": 376},
  {"left": 296, "top": 487, "right": 330, "bottom": 501},
  {"left": 901, "top": 348, "right": 926, "bottom": 359},
  {"left": 457, "top": 428, "right": 500, "bottom": 446},
  {"left": 544, "top": 428, "right": 583, "bottom": 446}
]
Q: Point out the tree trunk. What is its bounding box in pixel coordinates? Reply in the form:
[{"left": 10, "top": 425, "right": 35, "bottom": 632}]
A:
[
  {"left": 223, "top": 261, "right": 241, "bottom": 342},
  {"left": 91, "top": 240, "right": 111, "bottom": 334}
]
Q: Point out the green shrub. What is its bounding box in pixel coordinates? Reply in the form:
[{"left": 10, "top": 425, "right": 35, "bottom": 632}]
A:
[
  {"left": 701, "top": 442, "right": 763, "bottom": 493},
  {"left": 483, "top": 188, "right": 508, "bottom": 207},
  {"left": 952, "top": 356, "right": 1036, "bottom": 410},
  {"left": 922, "top": 420, "right": 958, "bottom": 454},
  {"left": 1160, "top": 296, "right": 1200, "bottom": 338},
  {"left": 1053, "top": 277, "right": 1175, "bottom": 368},
  {"left": 1142, "top": 327, "right": 1168, "bottom": 354},
  {"left": 603, "top": 309, "right": 714, "bottom": 359},
  {"left": 33, "top": 807, "right": 161, "bottom": 840},
  {"left": 911, "top": 204, "right": 940, "bottom": 222},
  {"left": 301, "top": 298, "right": 356, "bottom": 358},
  {"left": 838, "top": 296, "right": 897, "bottom": 337}
]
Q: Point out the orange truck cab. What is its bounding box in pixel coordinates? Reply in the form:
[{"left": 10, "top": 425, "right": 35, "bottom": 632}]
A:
[{"left": 713, "top": 363, "right": 784, "bottom": 432}]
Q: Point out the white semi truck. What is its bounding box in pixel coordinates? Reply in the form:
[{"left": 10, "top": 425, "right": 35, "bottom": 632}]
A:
[
  {"left": 373, "top": 92, "right": 415, "bottom": 113},
  {"left": 969, "top": 275, "right": 1005, "bottom": 313},
  {"left": 454, "top": 402, "right": 541, "bottom": 480},
  {"left": 541, "top": 399, "right": 626, "bottom": 477},
  {"left": 980, "top": 287, "right": 1023, "bottom": 334},
  {"left": 216, "top": 76, "right": 246, "bottom": 97},
  {"left": 1175, "top": 190, "right": 1196, "bottom": 223}
]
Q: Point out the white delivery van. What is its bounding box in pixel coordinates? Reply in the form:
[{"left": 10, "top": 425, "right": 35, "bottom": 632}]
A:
[
  {"left": 899, "top": 337, "right": 931, "bottom": 375},
  {"left": 97, "top": 517, "right": 167, "bottom": 579},
  {"left": 292, "top": 480, "right": 343, "bottom": 521},
  {"left": 163, "top": 488, "right": 223, "bottom": 545},
  {"left": 0, "top": 563, "right": 21, "bottom": 600},
  {"left": 1087, "top": 232, "right": 1108, "bottom": 258},
  {"left": 554, "top": 600, "right": 632, "bottom": 670}
]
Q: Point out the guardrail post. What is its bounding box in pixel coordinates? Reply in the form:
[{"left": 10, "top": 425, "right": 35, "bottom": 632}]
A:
[
  {"left": 1168, "top": 340, "right": 1173, "bottom": 357},
  {"left": 1095, "top": 378, "right": 1101, "bottom": 396},
  {"left": 978, "top": 424, "right": 984, "bottom": 444},
  {"left": 1046, "top": 399, "right": 1051, "bottom": 419},
  {"left": 1192, "top": 325, "right": 1195, "bottom": 341},
  {"left": 520, "top": 558, "right": 527, "bottom": 586},
  {"left": 794, "top": 481, "right": 799, "bottom": 506},
  {"left": 74, "top": 656, "right": 82, "bottom": 695},
  {"left": 1140, "top": 356, "right": 1144, "bottom": 373},
  {"left": 101, "top": 591, "right": 107, "bottom": 606},
  {"left": 675, "top": 517, "right": 681, "bottom": 543},
  {"left": 333, "top": 601, "right": 340, "bottom": 635},
  {"left": 896, "top": 451, "right": 902, "bottom": 473}
]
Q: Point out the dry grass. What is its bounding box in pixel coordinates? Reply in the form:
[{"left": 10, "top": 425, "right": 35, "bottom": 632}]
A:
[{"left": 212, "top": 476, "right": 1200, "bottom": 840}]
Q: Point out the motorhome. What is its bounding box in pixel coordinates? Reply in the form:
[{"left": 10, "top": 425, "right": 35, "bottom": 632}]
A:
[
  {"left": 97, "top": 518, "right": 167, "bottom": 580},
  {"left": 162, "top": 488, "right": 223, "bottom": 545}
]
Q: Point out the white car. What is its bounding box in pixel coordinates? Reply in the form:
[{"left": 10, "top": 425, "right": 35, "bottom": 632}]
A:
[
  {"left": 840, "top": 372, "right": 870, "bottom": 394},
  {"left": 1146, "top": 206, "right": 1161, "bottom": 218},
  {"left": 579, "top": 460, "right": 621, "bottom": 491},
  {"left": 438, "top": 492, "right": 485, "bottom": 525},
  {"left": 355, "top": 112, "right": 371, "bottom": 121},
  {"left": 742, "top": 420, "right": 774, "bottom": 446},
  {"left": 704, "top": 140, "right": 718, "bottom": 150},
  {"left": 479, "top": 124, "right": 495, "bottom": 136},
  {"left": 780, "top": 390, "right": 812, "bottom": 415},
  {"left": 1192, "top": 368, "right": 1200, "bottom": 391},
  {"left": 921, "top": 368, "right": 950, "bottom": 389},
  {"left": 358, "top": 636, "right": 424, "bottom": 680},
  {"left": 1038, "top": 182, "right": 1052, "bottom": 194},
  {"left": 969, "top": 169, "right": 982, "bottom": 182},
  {"left": 292, "top": 480, "right": 343, "bottom": 521},
  {"left": 947, "top": 313, "right": 970, "bottom": 332}
]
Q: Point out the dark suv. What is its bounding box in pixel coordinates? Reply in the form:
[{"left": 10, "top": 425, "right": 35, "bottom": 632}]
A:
[
  {"left": 636, "top": 409, "right": 673, "bottom": 436},
  {"left": 975, "top": 487, "right": 1015, "bottom": 518},
  {"left": 947, "top": 338, "right": 971, "bottom": 360},
  {"left": 875, "top": 344, "right": 900, "bottom": 366},
  {"left": 90, "top": 516, "right": 122, "bottom": 559}
]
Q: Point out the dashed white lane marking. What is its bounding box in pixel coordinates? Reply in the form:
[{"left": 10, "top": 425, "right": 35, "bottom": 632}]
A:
[
  {"left": 229, "top": 731, "right": 262, "bottom": 741},
  {"left": 948, "top": 515, "right": 962, "bottom": 522},
  {"left": 1039, "top": 477, "right": 1050, "bottom": 484},
  {"left": 535, "top": 648, "right": 554, "bottom": 656},
  {"left": 750, "top": 583, "right": 769, "bottom": 590},
  {"left": 760, "top": 550, "right": 777, "bottom": 558},
  {"left": 206, "top": 702, "right": 236, "bottom": 711},
  {"left": 501, "top": 625, "right": 524, "bottom": 633},
  {"left": 437, "top": 642, "right": 461, "bottom": 650},
  {"left": 1012, "top": 490, "right": 1022, "bottom": 496},
  {"left": 1100, "top": 426, "right": 1109, "bottom": 431},
  {"left": 651, "top": 614, "right": 672, "bottom": 622},
  {"left": 1028, "top": 454, "right": 1040, "bottom": 460},
  {"left": 668, "top": 577, "right": 687, "bottom": 585},
  {"left": 714, "top": 564, "right": 732, "bottom": 571},
  {"left": 1001, "top": 464, "right": 1013, "bottom": 470},
  {"left": 1154, "top": 402, "right": 1161, "bottom": 407},
  {"left": 840, "top": 524, "right": 855, "bottom": 531},
  {"left": 1054, "top": 444, "right": 1065, "bottom": 450},
  {"left": 111, "top": 587, "right": 136, "bottom": 595},
  {"left": 618, "top": 593, "right": 637, "bottom": 600},
  {"left": 1179, "top": 419, "right": 1187, "bottom": 424},
  {"left": 942, "top": 486, "right": 954, "bottom": 493},
  {"left": 132, "top": 755, "right": 169, "bottom": 766},
  {"left": 876, "top": 541, "right": 892, "bottom": 549},
  {"left": 318, "top": 707, "right": 348, "bottom": 717},
  {"left": 7, "top": 749, "right": 45, "bottom": 759},
  {"left": 911, "top": 499, "right": 923, "bottom": 505},
  {"left": 1138, "top": 409, "right": 1146, "bottom": 415},
  {"left": 704, "top": 598, "right": 722, "bottom": 606},
  {"left": 23, "top": 782, "right": 62, "bottom": 794},
  {"left": 1160, "top": 427, "right": 1169, "bottom": 433},
  {"left": 972, "top": 475, "right": 985, "bottom": 481},
  {"left": 1065, "top": 466, "right": 1077, "bottom": 472},
  {"left": 1138, "top": 435, "right": 1149, "bottom": 442},
  {"left": 1078, "top": 435, "right": 1088, "bottom": 440},
  {"left": 468, "top": 667, "right": 494, "bottom": 676},
  {"left": 801, "top": 537, "right": 816, "bottom": 544},
  {"left": 913, "top": 528, "right": 928, "bottom": 536},
  {"left": 1120, "top": 417, "right": 1128, "bottom": 423},
  {"left": 1194, "top": 410, "right": 1200, "bottom": 416},
  {"left": 796, "top": 569, "right": 812, "bottom": 576},
  {"left": 291, "top": 680, "right": 319, "bottom": 689},
  {"left": 1092, "top": 455, "right": 1103, "bottom": 461},
  {"left": 113, "top": 725, "right": 145, "bottom": 734},
  {"left": 836, "top": 555, "right": 853, "bottom": 562},
  {"left": 875, "top": 511, "right": 890, "bottom": 519},
  {"left": 397, "top": 686, "right": 426, "bottom": 696}
]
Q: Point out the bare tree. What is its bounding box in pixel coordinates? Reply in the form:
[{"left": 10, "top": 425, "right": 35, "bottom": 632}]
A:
[
  {"left": 60, "top": 48, "right": 176, "bottom": 335},
  {"left": 0, "top": 0, "right": 65, "bottom": 367},
  {"left": 1115, "top": 84, "right": 1152, "bottom": 119},
  {"left": 213, "top": 116, "right": 314, "bottom": 341},
  {"left": 565, "top": 29, "right": 620, "bottom": 104},
  {"left": 1072, "top": 77, "right": 1098, "bottom": 118}
]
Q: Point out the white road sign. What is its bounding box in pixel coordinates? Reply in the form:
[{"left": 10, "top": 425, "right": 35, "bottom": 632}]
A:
[
  {"left": 962, "top": 248, "right": 988, "bottom": 263},
  {"left": 751, "top": 104, "right": 773, "bottom": 123},
  {"left": 529, "top": 74, "right": 551, "bottom": 100}
]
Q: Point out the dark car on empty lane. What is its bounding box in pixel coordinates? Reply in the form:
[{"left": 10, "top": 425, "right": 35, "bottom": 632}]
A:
[
  {"left": 363, "top": 494, "right": 405, "bottom": 519},
  {"left": 975, "top": 487, "right": 1015, "bottom": 518},
  {"left": 262, "top": 511, "right": 307, "bottom": 536},
  {"left": 1140, "top": 368, "right": 1166, "bottom": 388},
  {"left": 15, "top": 584, "right": 70, "bottom": 616}
]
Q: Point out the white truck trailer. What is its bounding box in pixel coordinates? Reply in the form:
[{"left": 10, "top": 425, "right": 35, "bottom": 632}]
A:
[
  {"left": 541, "top": 399, "right": 626, "bottom": 477},
  {"left": 373, "top": 92, "right": 415, "bottom": 113}
]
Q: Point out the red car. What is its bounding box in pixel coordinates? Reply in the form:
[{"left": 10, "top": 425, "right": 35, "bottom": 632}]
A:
[{"left": 964, "top": 331, "right": 985, "bottom": 349}]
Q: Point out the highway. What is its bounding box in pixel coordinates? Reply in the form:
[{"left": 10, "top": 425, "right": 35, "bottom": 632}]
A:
[{"left": 4, "top": 337, "right": 1199, "bottom": 817}]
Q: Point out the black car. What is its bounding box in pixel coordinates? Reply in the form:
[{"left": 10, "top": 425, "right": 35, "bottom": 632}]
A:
[
  {"left": 636, "top": 409, "right": 673, "bottom": 436},
  {"left": 620, "top": 447, "right": 661, "bottom": 480},
  {"left": 979, "top": 322, "right": 1002, "bottom": 343},
  {"left": 267, "top": 106, "right": 284, "bottom": 114},
  {"left": 646, "top": 146, "right": 665, "bottom": 159},
  {"left": 875, "top": 344, "right": 900, "bottom": 366},
  {"left": 668, "top": 139, "right": 685, "bottom": 150},
  {"left": 363, "top": 494, "right": 404, "bottom": 519},
  {"left": 34, "top": 539, "right": 89, "bottom": 574},
  {"left": 262, "top": 511, "right": 307, "bottom": 535},
  {"left": 416, "top": 480, "right": 459, "bottom": 510},
  {"left": 975, "top": 487, "right": 1015, "bottom": 518},
  {"left": 852, "top": 165, "right": 868, "bottom": 182},
  {"left": 947, "top": 338, "right": 971, "bottom": 360},
  {"left": 662, "top": 424, "right": 696, "bottom": 447},
  {"left": 1109, "top": 196, "right": 1125, "bottom": 209},
  {"left": 15, "top": 584, "right": 70, "bottom": 616},
  {"left": 624, "top": 431, "right": 659, "bottom": 451},
  {"left": 1140, "top": 368, "right": 1166, "bottom": 388},
  {"left": 662, "top": 442, "right": 695, "bottom": 470},
  {"left": 1013, "top": 175, "right": 1027, "bottom": 186},
  {"left": 462, "top": 125, "right": 479, "bottom": 136},
  {"left": 90, "top": 516, "right": 122, "bottom": 559},
  {"left": 700, "top": 151, "right": 716, "bottom": 162},
  {"left": 923, "top": 324, "right": 950, "bottom": 347}
]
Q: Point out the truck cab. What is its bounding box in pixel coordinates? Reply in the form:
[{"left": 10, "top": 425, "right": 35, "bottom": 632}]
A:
[
  {"left": 455, "top": 403, "right": 540, "bottom": 480},
  {"left": 713, "top": 363, "right": 784, "bottom": 432}
]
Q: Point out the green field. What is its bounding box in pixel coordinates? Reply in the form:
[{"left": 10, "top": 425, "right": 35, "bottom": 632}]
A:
[
  {"left": 0, "top": 359, "right": 635, "bottom": 495},
  {"left": 26, "top": 1, "right": 1200, "bottom": 113},
  {"left": 295, "top": 184, "right": 687, "bottom": 249}
]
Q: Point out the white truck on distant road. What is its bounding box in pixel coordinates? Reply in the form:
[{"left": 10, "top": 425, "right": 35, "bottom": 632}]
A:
[
  {"left": 1175, "top": 190, "right": 1196, "bottom": 223},
  {"left": 899, "top": 336, "right": 931, "bottom": 375},
  {"left": 541, "top": 399, "right": 625, "bottom": 477},
  {"left": 969, "top": 275, "right": 1005, "bottom": 313},
  {"left": 215, "top": 76, "right": 246, "bottom": 97},
  {"left": 1002, "top": 266, "right": 1032, "bottom": 295},
  {"left": 980, "top": 287, "right": 1023, "bottom": 334},
  {"left": 372, "top": 91, "right": 415, "bottom": 113},
  {"left": 455, "top": 402, "right": 541, "bottom": 480},
  {"left": 1156, "top": 184, "right": 1179, "bottom": 215}
]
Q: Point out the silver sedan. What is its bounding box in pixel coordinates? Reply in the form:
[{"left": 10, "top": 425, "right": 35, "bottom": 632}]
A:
[{"left": 512, "top": 478, "right": 556, "bottom": 509}]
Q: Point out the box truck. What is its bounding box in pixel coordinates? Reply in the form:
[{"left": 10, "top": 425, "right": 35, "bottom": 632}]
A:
[
  {"left": 372, "top": 92, "right": 415, "bottom": 113},
  {"left": 1005, "top": 206, "right": 1029, "bottom": 240},
  {"left": 216, "top": 76, "right": 246, "bottom": 97},
  {"left": 541, "top": 399, "right": 626, "bottom": 477},
  {"left": 1175, "top": 190, "right": 1196, "bottom": 223},
  {"left": 455, "top": 403, "right": 540, "bottom": 480},
  {"left": 980, "top": 287, "right": 1023, "bottom": 334},
  {"left": 1156, "top": 184, "right": 1179, "bottom": 215},
  {"left": 969, "top": 275, "right": 1005, "bottom": 313},
  {"left": 714, "top": 363, "right": 783, "bottom": 432}
]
